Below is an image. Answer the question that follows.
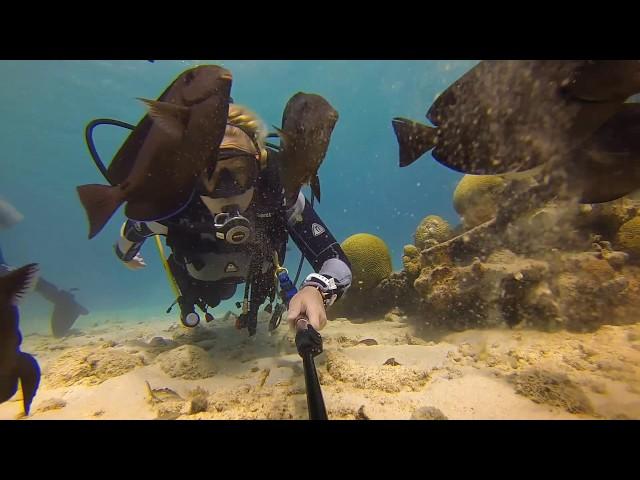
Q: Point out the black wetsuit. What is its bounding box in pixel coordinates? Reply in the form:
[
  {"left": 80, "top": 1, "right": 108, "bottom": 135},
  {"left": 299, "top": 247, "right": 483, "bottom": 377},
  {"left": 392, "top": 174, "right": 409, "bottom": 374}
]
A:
[{"left": 115, "top": 148, "right": 352, "bottom": 334}]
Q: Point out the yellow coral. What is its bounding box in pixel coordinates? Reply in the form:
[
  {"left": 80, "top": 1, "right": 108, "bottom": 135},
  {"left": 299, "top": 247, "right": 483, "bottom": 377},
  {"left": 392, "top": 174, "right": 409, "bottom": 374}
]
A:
[
  {"left": 341, "top": 233, "right": 392, "bottom": 290},
  {"left": 453, "top": 175, "right": 505, "bottom": 228},
  {"left": 414, "top": 215, "right": 453, "bottom": 250},
  {"left": 402, "top": 244, "right": 421, "bottom": 278},
  {"left": 616, "top": 216, "right": 640, "bottom": 256}
]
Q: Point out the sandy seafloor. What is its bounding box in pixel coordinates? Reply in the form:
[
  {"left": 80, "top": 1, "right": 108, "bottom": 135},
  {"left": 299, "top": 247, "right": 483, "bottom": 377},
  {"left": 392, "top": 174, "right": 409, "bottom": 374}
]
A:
[{"left": 2, "top": 309, "right": 639, "bottom": 420}]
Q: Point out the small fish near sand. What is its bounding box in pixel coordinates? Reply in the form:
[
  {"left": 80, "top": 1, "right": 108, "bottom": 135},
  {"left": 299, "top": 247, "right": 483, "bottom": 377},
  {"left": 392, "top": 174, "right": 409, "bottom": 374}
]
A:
[{"left": 144, "top": 380, "right": 183, "bottom": 404}]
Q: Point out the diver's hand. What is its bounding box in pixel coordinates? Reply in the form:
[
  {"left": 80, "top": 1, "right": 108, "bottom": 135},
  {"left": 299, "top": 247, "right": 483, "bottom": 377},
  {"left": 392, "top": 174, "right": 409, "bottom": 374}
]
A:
[
  {"left": 124, "top": 253, "right": 146, "bottom": 270},
  {"left": 287, "top": 286, "right": 327, "bottom": 332}
]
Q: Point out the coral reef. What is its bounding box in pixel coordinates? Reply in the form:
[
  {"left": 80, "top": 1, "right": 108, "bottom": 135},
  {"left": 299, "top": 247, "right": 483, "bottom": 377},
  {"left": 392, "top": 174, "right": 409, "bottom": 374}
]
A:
[
  {"left": 328, "top": 270, "right": 419, "bottom": 320},
  {"left": 341, "top": 233, "right": 392, "bottom": 290},
  {"left": 410, "top": 246, "right": 635, "bottom": 332},
  {"left": 453, "top": 175, "right": 506, "bottom": 228},
  {"left": 616, "top": 216, "right": 640, "bottom": 257},
  {"left": 402, "top": 245, "right": 421, "bottom": 279},
  {"left": 414, "top": 215, "right": 453, "bottom": 250}
]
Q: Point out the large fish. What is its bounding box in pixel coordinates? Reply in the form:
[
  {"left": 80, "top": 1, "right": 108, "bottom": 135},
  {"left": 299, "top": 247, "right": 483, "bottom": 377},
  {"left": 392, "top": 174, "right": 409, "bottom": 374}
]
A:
[
  {"left": 0, "top": 263, "right": 40, "bottom": 415},
  {"left": 566, "top": 103, "right": 640, "bottom": 203},
  {"left": 77, "top": 65, "right": 233, "bottom": 239},
  {"left": 275, "top": 92, "right": 339, "bottom": 203},
  {"left": 392, "top": 60, "right": 640, "bottom": 175}
]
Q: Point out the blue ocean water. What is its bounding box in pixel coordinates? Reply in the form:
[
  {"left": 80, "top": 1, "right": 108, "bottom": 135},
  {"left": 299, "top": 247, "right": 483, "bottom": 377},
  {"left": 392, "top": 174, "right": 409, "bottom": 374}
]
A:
[{"left": 0, "top": 60, "right": 478, "bottom": 332}]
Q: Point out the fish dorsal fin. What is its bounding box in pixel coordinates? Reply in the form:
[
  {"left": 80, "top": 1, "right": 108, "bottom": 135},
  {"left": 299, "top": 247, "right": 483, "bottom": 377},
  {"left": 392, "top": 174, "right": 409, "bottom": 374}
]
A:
[
  {"left": 0, "top": 263, "right": 39, "bottom": 305},
  {"left": 138, "top": 98, "right": 190, "bottom": 140}
]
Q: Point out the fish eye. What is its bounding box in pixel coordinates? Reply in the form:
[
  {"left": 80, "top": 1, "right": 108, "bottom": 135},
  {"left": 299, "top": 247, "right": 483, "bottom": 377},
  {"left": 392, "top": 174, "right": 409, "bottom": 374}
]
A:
[{"left": 185, "top": 71, "right": 195, "bottom": 84}]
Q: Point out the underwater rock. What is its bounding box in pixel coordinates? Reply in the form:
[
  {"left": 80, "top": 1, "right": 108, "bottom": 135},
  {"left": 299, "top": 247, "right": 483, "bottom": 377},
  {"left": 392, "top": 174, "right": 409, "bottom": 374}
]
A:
[
  {"left": 186, "top": 387, "right": 210, "bottom": 414},
  {"left": 45, "top": 347, "right": 144, "bottom": 387},
  {"left": 410, "top": 243, "right": 638, "bottom": 332},
  {"left": 195, "top": 339, "right": 217, "bottom": 351},
  {"left": 413, "top": 253, "right": 549, "bottom": 329},
  {"left": 553, "top": 253, "right": 630, "bottom": 332},
  {"left": 509, "top": 369, "right": 594, "bottom": 415},
  {"left": 384, "top": 312, "right": 402, "bottom": 322},
  {"left": 148, "top": 337, "right": 173, "bottom": 348},
  {"left": 35, "top": 398, "right": 67, "bottom": 413},
  {"left": 410, "top": 406, "right": 448, "bottom": 420},
  {"left": 154, "top": 345, "right": 216, "bottom": 379},
  {"left": 171, "top": 325, "right": 215, "bottom": 344},
  {"left": 590, "top": 197, "right": 640, "bottom": 237},
  {"left": 330, "top": 270, "right": 418, "bottom": 320},
  {"left": 355, "top": 405, "right": 370, "bottom": 420},
  {"left": 414, "top": 215, "right": 453, "bottom": 250},
  {"left": 325, "top": 351, "right": 430, "bottom": 393},
  {"left": 373, "top": 271, "right": 418, "bottom": 310}
]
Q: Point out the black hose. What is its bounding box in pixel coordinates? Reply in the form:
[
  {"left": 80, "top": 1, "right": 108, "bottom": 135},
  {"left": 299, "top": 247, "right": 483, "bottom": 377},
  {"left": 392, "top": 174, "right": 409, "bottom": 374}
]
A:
[
  {"left": 293, "top": 190, "right": 315, "bottom": 286},
  {"left": 85, "top": 118, "right": 135, "bottom": 184}
]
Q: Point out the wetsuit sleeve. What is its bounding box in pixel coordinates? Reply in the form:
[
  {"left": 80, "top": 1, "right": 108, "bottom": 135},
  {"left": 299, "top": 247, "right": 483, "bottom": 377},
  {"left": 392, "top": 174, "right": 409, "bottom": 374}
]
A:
[
  {"left": 114, "top": 220, "right": 168, "bottom": 262},
  {"left": 286, "top": 192, "right": 352, "bottom": 298}
]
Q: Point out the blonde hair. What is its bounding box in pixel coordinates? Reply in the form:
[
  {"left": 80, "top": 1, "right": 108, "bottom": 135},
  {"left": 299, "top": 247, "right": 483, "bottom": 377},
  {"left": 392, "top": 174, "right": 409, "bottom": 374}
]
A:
[{"left": 223, "top": 104, "right": 269, "bottom": 169}]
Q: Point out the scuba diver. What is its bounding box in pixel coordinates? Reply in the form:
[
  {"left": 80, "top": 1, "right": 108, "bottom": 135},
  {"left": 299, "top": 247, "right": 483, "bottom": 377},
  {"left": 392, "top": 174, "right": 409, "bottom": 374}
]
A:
[
  {"left": 110, "top": 104, "right": 352, "bottom": 336},
  {"left": 0, "top": 199, "right": 89, "bottom": 337}
]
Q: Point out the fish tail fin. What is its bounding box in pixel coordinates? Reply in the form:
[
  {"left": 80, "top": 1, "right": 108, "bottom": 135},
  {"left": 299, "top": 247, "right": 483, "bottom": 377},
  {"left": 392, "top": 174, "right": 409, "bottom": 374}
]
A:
[
  {"left": 392, "top": 117, "right": 438, "bottom": 167},
  {"left": 0, "top": 374, "right": 18, "bottom": 404},
  {"left": 76, "top": 184, "right": 124, "bottom": 239},
  {"left": 16, "top": 352, "right": 40, "bottom": 415},
  {"left": 310, "top": 175, "right": 321, "bottom": 203}
]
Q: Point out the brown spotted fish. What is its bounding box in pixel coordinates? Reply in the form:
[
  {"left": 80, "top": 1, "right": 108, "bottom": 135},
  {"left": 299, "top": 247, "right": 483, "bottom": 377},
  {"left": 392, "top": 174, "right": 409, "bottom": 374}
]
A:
[
  {"left": 392, "top": 60, "right": 640, "bottom": 176},
  {"left": 275, "top": 92, "right": 339, "bottom": 203},
  {"left": 77, "top": 65, "right": 233, "bottom": 239}
]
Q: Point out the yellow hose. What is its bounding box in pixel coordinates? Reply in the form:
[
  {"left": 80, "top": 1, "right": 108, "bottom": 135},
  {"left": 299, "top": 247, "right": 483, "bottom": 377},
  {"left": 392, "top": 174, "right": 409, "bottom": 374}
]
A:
[{"left": 154, "top": 235, "right": 181, "bottom": 298}]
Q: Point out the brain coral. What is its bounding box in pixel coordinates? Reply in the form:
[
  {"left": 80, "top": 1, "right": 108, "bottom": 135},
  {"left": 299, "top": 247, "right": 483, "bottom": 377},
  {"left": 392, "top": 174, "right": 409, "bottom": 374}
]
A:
[
  {"left": 414, "top": 215, "right": 453, "bottom": 250},
  {"left": 453, "top": 175, "right": 505, "bottom": 228},
  {"left": 616, "top": 216, "right": 640, "bottom": 256},
  {"left": 341, "top": 233, "right": 393, "bottom": 290}
]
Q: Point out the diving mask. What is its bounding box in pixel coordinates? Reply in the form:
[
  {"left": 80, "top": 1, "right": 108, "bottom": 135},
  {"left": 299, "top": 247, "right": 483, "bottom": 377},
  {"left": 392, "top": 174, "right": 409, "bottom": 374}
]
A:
[
  {"left": 201, "top": 150, "right": 259, "bottom": 199},
  {"left": 199, "top": 152, "right": 258, "bottom": 245}
]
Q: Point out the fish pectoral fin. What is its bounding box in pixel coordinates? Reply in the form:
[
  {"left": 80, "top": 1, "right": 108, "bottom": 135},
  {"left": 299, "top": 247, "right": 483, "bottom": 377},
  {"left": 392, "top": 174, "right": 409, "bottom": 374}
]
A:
[
  {"left": 0, "top": 263, "right": 39, "bottom": 305},
  {"left": 16, "top": 352, "right": 41, "bottom": 416},
  {"left": 310, "top": 175, "right": 321, "bottom": 203},
  {"left": 272, "top": 126, "right": 288, "bottom": 145},
  {"left": 392, "top": 117, "right": 437, "bottom": 167},
  {"left": 138, "top": 98, "right": 189, "bottom": 139}
]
